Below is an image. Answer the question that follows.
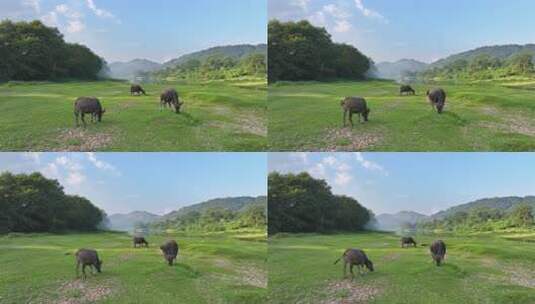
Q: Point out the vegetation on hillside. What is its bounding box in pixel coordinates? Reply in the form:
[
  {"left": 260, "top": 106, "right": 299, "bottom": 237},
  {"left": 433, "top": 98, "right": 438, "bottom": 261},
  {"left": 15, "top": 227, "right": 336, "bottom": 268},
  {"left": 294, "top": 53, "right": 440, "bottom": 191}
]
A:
[
  {"left": 419, "top": 204, "right": 534, "bottom": 233},
  {"left": 0, "top": 20, "right": 104, "bottom": 81},
  {"left": 154, "top": 53, "right": 266, "bottom": 81},
  {"left": 151, "top": 202, "right": 266, "bottom": 233},
  {"left": 421, "top": 53, "right": 534, "bottom": 81},
  {"left": 268, "top": 20, "right": 371, "bottom": 82},
  {"left": 268, "top": 172, "right": 372, "bottom": 234},
  {"left": 0, "top": 172, "right": 105, "bottom": 233}
]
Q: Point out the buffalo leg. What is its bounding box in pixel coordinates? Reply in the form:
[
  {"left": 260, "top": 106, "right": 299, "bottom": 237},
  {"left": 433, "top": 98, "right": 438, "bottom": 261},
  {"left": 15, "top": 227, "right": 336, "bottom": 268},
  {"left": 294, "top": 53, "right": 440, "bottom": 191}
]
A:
[
  {"left": 81, "top": 113, "right": 86, "bottom": 128},
  {"left": 76, "top": 261, "right": 80, "bottom": 277},
  {"left": 349, "top": 113, "right": 354, "bottom": 128},
  {"left": 82, "top": 264, "right": 87, "bottom": 280},
  {"left": 349, "top": 265, "right": 354, "bottom": 281},
  {"left": 342, "top": 110, "right": 347, "bottom": 127},
  {"left": 74, "top": 113, "right": 79, "bottom": 127},
  {"left": 343, "top": 261, "right": 347, "bottom": 278}
]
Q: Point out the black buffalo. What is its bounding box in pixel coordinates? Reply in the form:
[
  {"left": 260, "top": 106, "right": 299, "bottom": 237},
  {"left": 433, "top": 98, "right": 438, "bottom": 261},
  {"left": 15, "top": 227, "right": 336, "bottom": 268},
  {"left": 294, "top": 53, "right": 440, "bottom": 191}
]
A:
[
  {"left": 160, "top": 240, "right": 179, "bottom": 266},
  {"left": 75, "top": 248, "right": 102, "bottom": 279},
  {"left": 133, "top": 236, "right": 149, "bottom": 248},
  {"left": 401, "top": 237, "right": 417, "bottom": 248},
  {"left": 160, "top": 88, "right": 183, "bottom": 113},
  {"left": 74, "top": 97, "right": 105, "bottom": 127},
  {"left": 334, "top": 248, "right": 374, "bottom": 280},
  {"left": 426, "top": 88, "right": 446, "bottom": 114},
  {"left": 430, "top": 240, "right": 447, "bottom": 266},
  {"left": 400, "top": 85, "right": 415, "bottom": 95},
  {"left": 130, "top": 84, "right": 146, "bottom": 96},
  {"left": 341, "top": 97, "right": 370, "bottom": 127}
]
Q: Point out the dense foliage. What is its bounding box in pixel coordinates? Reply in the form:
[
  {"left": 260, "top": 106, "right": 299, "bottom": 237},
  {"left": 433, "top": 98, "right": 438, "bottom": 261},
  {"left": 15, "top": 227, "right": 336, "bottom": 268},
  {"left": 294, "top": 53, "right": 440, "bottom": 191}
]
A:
[
  {"left": 153, "top": 53, "right": 266, "bottom": 80},
  {"left": 0, "top": 172, "right": 105, "bottom": 233},
  {"left": 268, "top": 20, "right": 371, "bottom": 82},
  {"left": 268, "top": 172, "right": 372, "bottom": 235},
  {"left": 418, "top": 204, "right": 534, "bottom": 233},
  {"left": 0, "top": 20, "right": 104, "bottom": 81},
  {"left": 421, "top": 53, "right": 535, "bottom": 81},
  {"left": 151, "top": 203, "right": 266, "bottom": 232}
]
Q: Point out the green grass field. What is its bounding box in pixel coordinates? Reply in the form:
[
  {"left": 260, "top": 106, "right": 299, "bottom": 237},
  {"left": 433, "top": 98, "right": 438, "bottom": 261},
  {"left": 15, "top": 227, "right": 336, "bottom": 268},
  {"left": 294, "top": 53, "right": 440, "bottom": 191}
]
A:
[
  {"left": 268, "top": 79, "right": 535, "bottom": 151},
  {"left": 0, "top": 79, "right": 266, "bottom": 151},
  {"left": 268, "top": 231, "right": 535, "bottom": 304},
  {"left": 0, "top": 230, "right": 267, "bottom": 304}
]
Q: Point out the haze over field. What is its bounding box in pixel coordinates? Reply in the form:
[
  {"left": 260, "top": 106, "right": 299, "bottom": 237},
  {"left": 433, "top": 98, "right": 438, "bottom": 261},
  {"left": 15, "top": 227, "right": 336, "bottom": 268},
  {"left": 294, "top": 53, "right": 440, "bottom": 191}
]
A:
[
  {"left": 0, "top": 153, "right": 267, "bottom": 215},
  {"left": 1, "top": 0, "right": 267, "bottom": 63},
  {"left": 269, "top": 153, "right": 535, "bottom": 216}
]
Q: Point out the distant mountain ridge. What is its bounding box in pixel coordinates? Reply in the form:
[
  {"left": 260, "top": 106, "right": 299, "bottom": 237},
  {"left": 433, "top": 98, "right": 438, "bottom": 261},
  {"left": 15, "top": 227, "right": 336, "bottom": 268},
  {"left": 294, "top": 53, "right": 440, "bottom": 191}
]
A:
[
  {"left": 374, "top": 59, "right": 429, "bottom": 81},
  {"left": 108, "top": 59, "right": 162, "bottom": 80},
  {"left": 108, "top": 44, "right": 266, "bottom": 80},
  {"left": 107, "top": 196, "right": 266, "bottom": 231},
  {"left": 162, "top": 44, "right": 267, "bottom": 69},
  {"left": 373, "top": 195, "right": 535, "bottom": 231}
]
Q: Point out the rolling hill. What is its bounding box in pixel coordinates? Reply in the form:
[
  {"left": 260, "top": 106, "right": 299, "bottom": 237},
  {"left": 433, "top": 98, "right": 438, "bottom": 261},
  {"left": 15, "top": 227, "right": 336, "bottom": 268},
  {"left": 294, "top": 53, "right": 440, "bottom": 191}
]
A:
[
  {"left": 431, "top": 196, "right": 535, "bottom": 220},
  {"left": 431, "top": 44, "right": 535, "bottom": 68},
  {"left": 162, "top": 44, "right": 267, "bottom": 69}
]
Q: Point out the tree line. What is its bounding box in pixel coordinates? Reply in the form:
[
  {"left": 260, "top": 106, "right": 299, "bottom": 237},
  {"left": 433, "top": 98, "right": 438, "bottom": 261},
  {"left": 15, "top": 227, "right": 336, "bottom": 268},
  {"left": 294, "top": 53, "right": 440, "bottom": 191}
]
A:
[
  {"left": 268, "top": 20, "right": 371, "bottom": 83},
  {"left": 0, "top": 172, "right": 105, "bottom": 233},
  {"left": 421, "top": 53, "right": 534, "bottom": 81},
  {"left": 153, "top": 53, "right": 266, "bottom": 81},
  {"left": 151, "top": 203, "right": 266, "bottom": 232},
  {"left": 417, "top": 204, "right": 534, "bottom": 233},
  {"left": 268, "top": 172, "right": 372, "bottom": 235},
  {"left": 0, "top": 20, "right": 105, "bottom": 81}
]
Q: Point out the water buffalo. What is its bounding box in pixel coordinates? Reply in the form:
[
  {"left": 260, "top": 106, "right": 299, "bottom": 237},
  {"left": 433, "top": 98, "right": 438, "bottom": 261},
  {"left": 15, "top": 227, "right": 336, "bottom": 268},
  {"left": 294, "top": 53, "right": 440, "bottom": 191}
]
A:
[
  {"left": 400, "top": 85, "right": 415, "bottom": 95},
  {"left": 160, "top": 88, "right": 183, "bottom": 113},
  {"left": 334, "top": 248, "right": 374, "bottom": 280},
  {"left": 75, "top": 248, "right": 102, "bottom": 279},
  {"left": 133, "top": 236, "right": 149, "bottom": 248},
  {"left": 430, "top": 240, "right": 446, "bottom": 266},
  {"left": 74, "top": 97, "right": 105, "bottom": 128},
  {"left": 401, "top": 237, "right": 417, "bottom": 248},
  {"left": 341, "top": 97, "right": 370, "bottom": 127},
  {"left": 160, "top": 240, "right": 179, "bottom": 266},
  {"left": 130, "top": 84, "right": 146, "bottom": 96},
  {"left": 426, "top": 88, "right": 446, "bottom": 114}
]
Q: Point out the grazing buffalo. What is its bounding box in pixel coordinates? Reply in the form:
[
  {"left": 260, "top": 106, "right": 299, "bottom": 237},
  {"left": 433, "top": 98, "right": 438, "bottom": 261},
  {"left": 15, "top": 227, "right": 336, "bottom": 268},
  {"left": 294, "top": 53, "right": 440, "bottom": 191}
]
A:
[
  {"left": 160, "top": 240, "right": 179, "bottom": 266},
  {"left": 341, "top": 97, "right": 370, "bottom": 127},
  {"left": 334, "top": 248, "right": 374, "bottom": 280},
  {"left": 160, "top": 88, "right": 183, "bottom": 113},
  {"left": 130, "top": 84, "right": 146, "bottom": 96},
  {"left": 75, "top": 248, "right": 102, "bottom": 279},
  {"left": 133, "top": 236, "right": 149, "bottom": 248},
  {"left": 74, "top": 97, "right": 105, "bottom": 128},
  {"left": 430, "top": 240, "right": 447, "bottom": 266},
  {"left": 400, "top": 85, "right": 415, "bottom": 95},
  {"left": 426, "top": 88, "right": 446, "bottom": 114},
  {"left": 401, "top": 237, "right": 417, "bottom": 248}
]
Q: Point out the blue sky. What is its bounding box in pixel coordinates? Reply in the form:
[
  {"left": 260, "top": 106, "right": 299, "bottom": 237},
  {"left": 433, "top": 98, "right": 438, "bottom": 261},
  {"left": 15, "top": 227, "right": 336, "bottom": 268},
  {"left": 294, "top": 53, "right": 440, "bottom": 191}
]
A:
[
  {"left": 1, "top": 0, "right": 267, "bottom": 63},
  {"left": 269, "top": 0, "right": 535, "bottom": 63},
  {"left": 269, "top": 153, "right": 535, "bottom": 215},
  {"left": 0, "top": 153, "right": 267, "bottom": 215}
]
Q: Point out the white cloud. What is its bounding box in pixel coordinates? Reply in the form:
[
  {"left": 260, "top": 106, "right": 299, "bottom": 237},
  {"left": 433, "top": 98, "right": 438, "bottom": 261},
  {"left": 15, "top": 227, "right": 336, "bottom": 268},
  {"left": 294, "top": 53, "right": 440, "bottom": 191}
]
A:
[
  {"left": 22, "top": 152, "right": 42, "bottom": 164},
  {"left": 308, "top": 3, "right": 353, "bottom": 33},
  {"left": 354, "top": 0, "right": 388, "bottom": 23},
  {"left": 40, "top": 11, "right": 58, "bottom": 26},
  {"left": 23, "top": 0, "right": 40, "bottom": 14},
  {"left": 66, "top": 19, "right": 85, "bottom": 33},
  {"left": 40, "top": 4, "right": 85, "bottom": 33},
  {"left": 334, "top": 19, "right": 352, "bottom": 33},
  {"left": 86, "top": 0, "right": 120, "bottom": 23},
  {"left": 66, "top": 171, "right": 86, "bottom": 186},
  {"left": 335, "top": 171, "right": 353, "bottom": 186},
  {"left": 292, "top": 0, "right": 310, "bottom": 12},
  {"left": 354, "top": 152, "right": 388, "bottom": 175},
  {"left": 86, "top": 152, "right": 121, "bottom": 176}
]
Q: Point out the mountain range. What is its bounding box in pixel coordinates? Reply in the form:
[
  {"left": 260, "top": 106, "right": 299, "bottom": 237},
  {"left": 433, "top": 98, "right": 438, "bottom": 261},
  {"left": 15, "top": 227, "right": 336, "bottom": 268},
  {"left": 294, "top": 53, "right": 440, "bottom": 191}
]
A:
[
  {"left": 375, "top": 195, "right": 535, "bottom": 231},
  {"left": 108, "top": 44, "right": 267, "bottom": 80},
  {"left": 373, "top": 43, "right": 535, "bottom": 81},
  {"left": 107, "top": 195, "right": 266, "bottom": 231}
]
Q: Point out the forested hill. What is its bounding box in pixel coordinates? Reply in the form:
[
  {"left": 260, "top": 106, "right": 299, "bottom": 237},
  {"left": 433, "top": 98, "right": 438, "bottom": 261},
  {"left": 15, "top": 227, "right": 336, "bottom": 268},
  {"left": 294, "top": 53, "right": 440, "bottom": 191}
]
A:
[
  {"left": 431, "top": 196, "right": 535, "bottom": 220},
  {"left": 159, "top": 196, "right": 266, "bottom": 222},
  {"left": 163, "top": 44, "right": 267, "bottom": 69},
  {"left": 431, "top": 44, "right": 535, "bottom": 68}
]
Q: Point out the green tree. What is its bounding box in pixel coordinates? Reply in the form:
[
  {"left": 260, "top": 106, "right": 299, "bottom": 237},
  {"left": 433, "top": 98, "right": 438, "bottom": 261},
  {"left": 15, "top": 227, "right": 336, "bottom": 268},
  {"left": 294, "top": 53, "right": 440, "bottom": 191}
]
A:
[{"left": 509, "top": 204, "right": 534, "bottom": 227}]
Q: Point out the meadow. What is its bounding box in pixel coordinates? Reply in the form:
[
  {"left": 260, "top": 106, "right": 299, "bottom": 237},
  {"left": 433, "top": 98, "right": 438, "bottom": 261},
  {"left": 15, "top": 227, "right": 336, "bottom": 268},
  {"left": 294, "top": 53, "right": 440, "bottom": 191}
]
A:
[
  {"left": 0, "top": 78, "right": 266, "bottom": 151},
  {"left": 268, "top": 79, "right": 535, "bottom": 151},
  {"left": 268, "top": 231, "right": 535, "bottom": 304},
  {"left": 0, "top": 230, "right": 267, "bottom": 304}
]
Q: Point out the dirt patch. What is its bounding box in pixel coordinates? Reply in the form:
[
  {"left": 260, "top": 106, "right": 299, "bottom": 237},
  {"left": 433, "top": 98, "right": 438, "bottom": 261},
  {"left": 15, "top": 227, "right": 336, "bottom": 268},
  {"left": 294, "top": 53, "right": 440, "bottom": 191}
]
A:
[
  {"left": 503, "top": 265, "right": 535, "bottom": 288},
  {"left": 237, "top": 116, "right": 267, "bottom": 137},
  {"left": 212, "top": 258, "right": 267, "bottom": 288},
  {"left": 479, "top": 106, "right": 535, "bottom": 137},
  {"left": 56, "top": 279, "right": 115, "bottom": 304},
  {"left": 322, "top": 128, "right": 382, "bottom": 151},
  {"left": 236, "top": 264, "right": 267, "bottom": 288},
  {"left": 323, "top": 280, "right": 381, "bottom": 304},
  {"left": 118, "top": 101, "right": 137, "bottom": 110},
  {"left": 55, "top": 129, "right": 113, "bottom": 151}
]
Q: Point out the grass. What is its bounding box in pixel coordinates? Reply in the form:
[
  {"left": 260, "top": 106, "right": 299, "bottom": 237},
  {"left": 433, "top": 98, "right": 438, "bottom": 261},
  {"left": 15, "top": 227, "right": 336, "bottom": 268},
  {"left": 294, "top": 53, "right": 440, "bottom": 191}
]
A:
[
  {"left": 0, "top": 230, "right": 267, "bottom": 303},
  {"left": 268, "top": 231, "right": 535, "bottom": 304},
  {"left": 0, "top": 78, "right": 266, "bottom": 151},
  {"left": 268, "top": 79, "right": 535, "bottom": 151}
]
